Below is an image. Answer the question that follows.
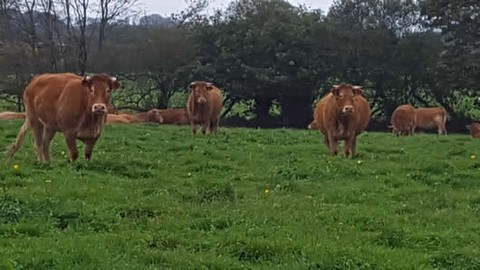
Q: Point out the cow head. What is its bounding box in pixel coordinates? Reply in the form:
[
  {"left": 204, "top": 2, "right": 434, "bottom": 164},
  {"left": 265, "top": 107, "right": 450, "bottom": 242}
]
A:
[
  {"left": 331, "top": 84, "right": 363, "bottom": 116},
  {"left": 189, "top": 81, "right": 214, "bottom": 104},
  {"left": 148, "top": 109, "right": 164, "bottom": 124},
  {"left": 82, "top": 74, "right": 120, "bottom": 115}
]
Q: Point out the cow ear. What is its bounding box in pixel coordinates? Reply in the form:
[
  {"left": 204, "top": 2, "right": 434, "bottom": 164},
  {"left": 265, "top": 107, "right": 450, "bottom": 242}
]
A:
[
  {"left": 110, "top": 77, "right": 120, "bottom": 90},
  {"left": 206, "top": 83, "right": 214, "bottom": 91},
  {"left": 81, "top": 76, "right": 92, "bottom": 88},
  {"left": 330, "top": 85, "right": 340, "bottom": 96},
  {"left": 188, "top": 82, "right": 196, "bottom": 91},
  {"left": 352, "top": 85, "right": 363, "bottom": 96}
]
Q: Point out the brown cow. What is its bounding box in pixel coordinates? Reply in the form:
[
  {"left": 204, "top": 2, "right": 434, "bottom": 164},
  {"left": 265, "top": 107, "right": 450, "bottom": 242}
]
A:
[
  {"left": 187, "top": 81, "right": 223, "bottom": 135},
  {"left": 313, "top": 84, "right": 371, "bottom": 158},
  {"left": 106, "top": 109, "right": 164, "bottom": 124},
  {"left": 413, "top": 107, "right": 447, "bottom": 135},
  {"left": 390, "top": 104, "right": 415, "bottom": 136},
  {"left": 158, "top": 108, "right": 190, "bottom": 125},
  {"left": 466, "top": 123, "right": 480, "bottom": 138},
  {"left": 7, "top": 72, "right": 120, "bottom": 162},
  {"left": 0, "top": 111, "right": 26, "bottom": 120}
]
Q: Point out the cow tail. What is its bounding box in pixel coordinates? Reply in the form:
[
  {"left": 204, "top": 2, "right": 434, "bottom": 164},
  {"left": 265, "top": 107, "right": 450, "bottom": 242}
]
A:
[
  {"left": 6, "top": 118, "right": 30, "bottom": 160},
  {"left": 442, "top": 107, "right": 450, "bottom": 123}
]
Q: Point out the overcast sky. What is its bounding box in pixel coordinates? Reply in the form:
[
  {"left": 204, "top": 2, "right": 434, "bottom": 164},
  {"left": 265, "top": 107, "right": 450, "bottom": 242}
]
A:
[{"left": 138, "top": 0, "right": 334, "bottom": 16}]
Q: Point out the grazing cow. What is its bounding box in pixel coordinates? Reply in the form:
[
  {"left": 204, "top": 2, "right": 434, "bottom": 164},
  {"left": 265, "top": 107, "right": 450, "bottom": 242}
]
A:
[
  {"left": 106, "top": 109, "right": 164, "bottom": 124},
  {"left": 7, "top": 73, "right": 120, "bottom": 162},
  {"left": 466, "top": 123, "right": 480, "bottom": 138},
  {"left": 187, "top": 81, "right": 223, "bottom": 135},
  {"left": 0, "top": 111, "right": 25, "bottom": 120},
  {"left": 413, "top": 107, "right": 447, "bottom": 135},
  {"left": 390, "top": 104, "right": 415, "bottom": 136},
  {"left": 158, "top": 108, "right": 190, "bottom": 125},
  {"left": 313, "top": 84, "right": 371, "bottom": 158}
]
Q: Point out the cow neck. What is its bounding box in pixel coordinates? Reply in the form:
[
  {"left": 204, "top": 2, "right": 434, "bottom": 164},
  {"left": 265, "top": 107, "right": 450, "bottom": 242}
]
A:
[
  {"left": 86, "top": 110, "right": 106, "bottom": 138},
  {"left": 336, "top": 113, "right": 352, "bottom": 135},
  {"left": 193, "top": 102, "right": 208, "bottom": 114}
]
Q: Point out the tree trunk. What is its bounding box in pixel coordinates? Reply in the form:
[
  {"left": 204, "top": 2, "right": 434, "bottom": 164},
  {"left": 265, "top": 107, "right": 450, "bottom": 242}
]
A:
[
  {"left": 281, "top": 96, "right": 312, "bottom": 128},
  {"left": 254, "top": 96, "right": 272, "bottom": 119}
]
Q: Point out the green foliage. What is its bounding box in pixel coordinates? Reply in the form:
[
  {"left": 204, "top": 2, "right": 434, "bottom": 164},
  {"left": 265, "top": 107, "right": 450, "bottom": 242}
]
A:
[{"left": 0, "top": 120, "right": 479, "bottom": 268}]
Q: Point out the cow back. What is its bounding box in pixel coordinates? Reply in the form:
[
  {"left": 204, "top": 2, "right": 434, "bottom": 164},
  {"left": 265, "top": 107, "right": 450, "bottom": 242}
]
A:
[
  {"left": 158, "top": 108, "right": 189, "bottom": 125},
  {"left": 414, "top": 107, "right": 446, "bottom": 128},
  {"left": 0, "top": 111, "right": 26, "bottom": 120}
]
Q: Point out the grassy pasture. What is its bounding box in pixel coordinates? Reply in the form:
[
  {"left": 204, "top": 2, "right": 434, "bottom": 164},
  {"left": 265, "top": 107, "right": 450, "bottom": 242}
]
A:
[{"left": 1, "top": 120, "right": 480, "bottom": 269}]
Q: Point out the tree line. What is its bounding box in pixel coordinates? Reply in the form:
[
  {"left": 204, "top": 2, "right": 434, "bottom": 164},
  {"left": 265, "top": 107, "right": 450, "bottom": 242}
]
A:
[{"left": 0, "top": 0, "right": 479, "bottom": 130}]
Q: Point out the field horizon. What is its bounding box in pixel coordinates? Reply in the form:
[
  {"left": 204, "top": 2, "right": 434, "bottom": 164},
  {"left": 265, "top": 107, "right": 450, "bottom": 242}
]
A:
[{"left": 1, "top": 119, "right": 480, "bottom": 269}]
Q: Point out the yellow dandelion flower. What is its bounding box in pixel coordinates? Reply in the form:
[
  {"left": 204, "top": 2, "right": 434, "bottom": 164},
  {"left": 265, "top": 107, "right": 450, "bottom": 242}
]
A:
[
  {"left": 45, "top": 180, "right": 52, "bottom": 184},
  {"left": 12, "top": 164, "right": 19, "bottom": 170},
  {"left": 471, "top": 155, "right": 476, "bottom": 160},
  {"left": 264, "top": 189, "right": 270, "bottom": 194}
]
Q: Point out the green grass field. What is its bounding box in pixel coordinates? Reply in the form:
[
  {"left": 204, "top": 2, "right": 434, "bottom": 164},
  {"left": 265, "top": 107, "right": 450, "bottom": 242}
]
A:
[{"left": 1, "top": 120, "right": 479, "bottom": 269}]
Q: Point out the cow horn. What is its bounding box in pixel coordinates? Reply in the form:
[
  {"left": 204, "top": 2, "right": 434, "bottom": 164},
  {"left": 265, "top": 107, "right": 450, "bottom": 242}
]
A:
[
  {"left": 84, "top": 75, "right": 91, "bottom": 81},
  {"left": 333, "top": 84, "right": 339, "bottom": 88},
  {"left": 111, "top": 76, "right": 117, "bottom": 82},
  {"left": 352, "top": 85, "right": 363, "bottom": 89}
]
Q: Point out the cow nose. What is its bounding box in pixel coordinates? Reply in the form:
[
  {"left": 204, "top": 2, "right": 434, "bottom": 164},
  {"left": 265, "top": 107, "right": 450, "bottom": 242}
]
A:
[
  {"left": 92, "top": 103, "right": 107, "bottom": 113},
  {"left": 198, "top": 97, "right": 207, "bottom": 104},
  {"left": 343, "top": 105, "right": 354, "bottom": 113}
]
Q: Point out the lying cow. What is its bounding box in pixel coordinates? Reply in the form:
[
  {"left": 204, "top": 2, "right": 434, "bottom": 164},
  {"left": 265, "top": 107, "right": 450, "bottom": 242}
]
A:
[
  {"left": 466, "top": 123, "right": 480, "bottom": 138},
  {"left": 313, "top": 84, "right": 371, "bottom": 158},
  {"left": 0, "top": 111, "right": 26, "bottom": 120},
  {"left": 158, "top": 108, "right": 190, "bottom": 125},
  {"left": 390, "top": 104, "right": 415, "bottom": 136},
  {"left": 187, "top": 81, "right": 223, "bottom": 135},
  {"left": 7, "top": 72, "right": 120, "bottom": 162},
  {"left": 413, "top": 107, "right": 447, "bottom": 135},
  {"left": 106, "top": 109, "right": 164, "bottom": 124}
]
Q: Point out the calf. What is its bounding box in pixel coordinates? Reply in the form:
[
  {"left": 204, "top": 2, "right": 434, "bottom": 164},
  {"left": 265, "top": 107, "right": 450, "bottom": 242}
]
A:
[
  {"left": 466, "top": 123, "right": 480, "bottom": 138},
  {"left": 7, "top": 73, "right": 120, "bottom": 162}
]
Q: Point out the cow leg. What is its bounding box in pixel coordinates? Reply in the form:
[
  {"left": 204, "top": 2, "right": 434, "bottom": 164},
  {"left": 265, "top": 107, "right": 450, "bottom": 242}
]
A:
[
  {"left": 30, "top": 120, "right": 45, "bottom": 162},
  {"left": 201, "top": 121, "right": 209, "bottom": 135},
  {"left": 41, "top": 128, "right": 56, "bottom": 163},
  {"left": 84, "top": 138, "right": 98, "bottom": 161},
  {"left": 327, "top": 132, "right": 338, "bottom": 156},
  {"left": 210, "top": 118, "right": 219, "bottom": 135},
  {"left": 190, "top": 121, "right": 197, "bottom": 136},
  {"left": 345, "top": 136, "right": 357, "bottom": 158},
  {"left": 64, "top": 132, "right": 79, "bottom": 162}
]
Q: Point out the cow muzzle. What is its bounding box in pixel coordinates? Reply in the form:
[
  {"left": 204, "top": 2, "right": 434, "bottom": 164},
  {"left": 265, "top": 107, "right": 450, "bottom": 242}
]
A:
[
  {"left": 197, "top": 97, "right": 207, "bottom": 104},
  {"left": 342, "top": 105, "right": 354, "bottom": 114},
  {"left": 92, "top": 103, "right": 107, "bottom": 114}
]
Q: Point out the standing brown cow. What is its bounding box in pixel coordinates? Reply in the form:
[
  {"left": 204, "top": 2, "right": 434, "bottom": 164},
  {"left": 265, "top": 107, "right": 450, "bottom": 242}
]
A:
[
  {"left": 158, "top": 108, "right": 190, "bottom": 125},
  {"left": 466, "top": 123, "right": 480, "bottom": 138},
  {"left": 313, "top": 84, "right": 371, "bottom": 158},
  {"left": 187, "top": 81, "right": 223, "bottom": 135},
  {"left": 413, "top": 107, "right": 447, "bottom": 135},
  {"left": 0, "top": 111, "right": 26, "bottom": 120},
  {"left": 390, "top": 104, "right": 415, "bottom": 136},
  {"left": 7, "top": 73, "right": 120, "bottom": 162}
]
